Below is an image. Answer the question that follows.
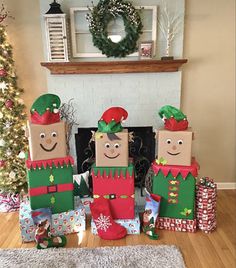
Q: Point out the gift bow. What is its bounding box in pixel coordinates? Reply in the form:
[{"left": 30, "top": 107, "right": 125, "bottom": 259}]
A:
[{"left": 199, "top": 177, "right": 216, "bottom": 189}]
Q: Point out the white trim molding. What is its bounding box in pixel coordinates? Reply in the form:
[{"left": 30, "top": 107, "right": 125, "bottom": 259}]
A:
[{"left": 216, "top": 182, "right": 236, "bottom": 190}]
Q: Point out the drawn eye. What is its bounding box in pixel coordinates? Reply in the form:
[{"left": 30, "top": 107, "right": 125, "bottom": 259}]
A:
[
  {"left": 40, "top": 133, "right": 45, "bottom": 139},
  {"left": 105, "top": 143, "right": 110, "bottom": 148},
  {"left": 178, "top": 140, "right": 183, "bottom": 145},
  {"left": 51, "top": 131, "right": 57, "bottom": 138},
  {"left": 114, "top": 143, "right": 120, "bottom": 149},
  {"left": 166, "top": 139, "right": 171, "bottom": 144}
]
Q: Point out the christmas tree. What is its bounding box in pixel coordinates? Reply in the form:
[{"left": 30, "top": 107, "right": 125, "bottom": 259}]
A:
[{"left": 0, "top": 5, "right": 28, "bottom": 193}]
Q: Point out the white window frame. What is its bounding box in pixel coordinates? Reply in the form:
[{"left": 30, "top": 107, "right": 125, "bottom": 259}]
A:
[{"left": 70, "top": 6, "right": 157, "bottom": 58}]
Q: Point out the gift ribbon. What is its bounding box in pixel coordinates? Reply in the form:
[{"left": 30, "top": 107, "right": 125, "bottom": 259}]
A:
[
  {"left": 29, "top": 183, "right": 74, "bottom": 197},
  {"left": 199, "top": 177, "right": 216, "bottom": 189}
]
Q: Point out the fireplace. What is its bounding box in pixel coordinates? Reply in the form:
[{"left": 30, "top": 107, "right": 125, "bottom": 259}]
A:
[{"left": 75, "top": 127, "right": 155, "bottom": 194}]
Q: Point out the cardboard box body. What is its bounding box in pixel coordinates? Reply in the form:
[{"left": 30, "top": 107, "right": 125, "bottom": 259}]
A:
[
  {"left": 95, "top": 130, "right": 128, "bottom": 167},
  {"left": 27, "top": 121, "right": 67, "bottom": 161},
  {"left": 157, "top": 128, "right": 193, "bottom": 166},
  {"left": 92, "top": 163, "right": 135, "bottom": 219},
  {"left": 27, "top": 156, "right": 74, "bottom": 214},
  {"left": 19, "top": 198, "right": 86, "bottom": 242},
  {"left": 91, "top": 210, "right": 140, "bottom": 235},
  {"left": 150, "top": 160, "right": 199, "bottom": 220}
]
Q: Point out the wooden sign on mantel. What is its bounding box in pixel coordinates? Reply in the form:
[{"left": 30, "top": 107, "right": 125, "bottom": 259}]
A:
[{"left": 41, "top": 59, "right": 188, "bottom": 75}]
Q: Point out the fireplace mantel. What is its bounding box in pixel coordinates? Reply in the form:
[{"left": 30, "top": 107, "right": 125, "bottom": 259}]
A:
[{"left": 41, "top": 59, "right": 187, "bottom": 75}]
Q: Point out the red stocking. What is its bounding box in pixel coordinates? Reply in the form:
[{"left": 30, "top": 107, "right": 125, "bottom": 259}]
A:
[{"left": 90, "top": 198, "right": 127, "bottom": 240}]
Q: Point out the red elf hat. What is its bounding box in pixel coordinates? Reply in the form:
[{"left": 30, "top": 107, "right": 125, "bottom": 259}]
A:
[
  {"left": 158, "top": 105, "right": 189, "bottom": 131},
  {"left": 30, "top": 94, "right": 61, "bottom": 125},
  {"left": 98, "top": 107, "right": 128, "bottom": 133}
]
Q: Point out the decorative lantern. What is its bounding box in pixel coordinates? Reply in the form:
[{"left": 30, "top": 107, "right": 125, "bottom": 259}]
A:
[{"left": 44, "top": 0, "right": 69, "bottom": 62}]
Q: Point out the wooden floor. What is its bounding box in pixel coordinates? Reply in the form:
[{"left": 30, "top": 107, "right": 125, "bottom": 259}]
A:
[{"left": 0, "top": 190, "right": 235, "bottom": 268}]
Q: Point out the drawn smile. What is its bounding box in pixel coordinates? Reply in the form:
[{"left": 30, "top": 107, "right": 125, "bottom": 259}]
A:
[
  {"left": 40, "top": 143, "right": 58, "bottom": 152},
  {"left": 104, "top": 153, "right": 120, "bottom": 159},
  {"left": 167, "top": 151, "right": 181, "bottom": 156}
]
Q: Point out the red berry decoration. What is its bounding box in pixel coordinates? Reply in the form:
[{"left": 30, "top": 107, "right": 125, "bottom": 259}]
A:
[
  {"left": 0, "top": 69, "right": 7, "bottom": 77},
  {"left": 0, "top": 160, "right": 5, "bottom": 168},
  {"left": 5, "top": 99, "right": 13, "bottom": 109}
]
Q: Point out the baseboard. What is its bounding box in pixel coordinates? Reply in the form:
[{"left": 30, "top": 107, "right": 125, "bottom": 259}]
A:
[{"left": 216, "top": 182, "right": 236, "bottom": 189}]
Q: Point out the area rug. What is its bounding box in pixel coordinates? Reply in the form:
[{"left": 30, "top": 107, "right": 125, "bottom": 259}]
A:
[{"left": 0, "top": 245, "right": 185, "bottom": 268}]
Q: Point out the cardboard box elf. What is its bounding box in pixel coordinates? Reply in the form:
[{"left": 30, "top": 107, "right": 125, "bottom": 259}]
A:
[
  {"left": 90, "top": 107, "right": 135, "bottom": 240},
  {"left": 145, "top": 105, "right": 198, "bottom": 232},
  {"left": 26, "top": 94, "right": 74, "bottom": 214}
]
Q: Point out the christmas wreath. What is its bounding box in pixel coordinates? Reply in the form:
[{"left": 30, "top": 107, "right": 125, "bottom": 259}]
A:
[{"left": 86, "top": 0, "right": 143, "bottom": 58}]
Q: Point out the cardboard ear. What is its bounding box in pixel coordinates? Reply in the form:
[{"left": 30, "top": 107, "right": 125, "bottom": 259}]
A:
[
  {"left": 155, "top": 129, "right": 159, "bottom": 140},
  {"left": 25, "top": 121, "right": 30, "bottom": 138},
  {"left": 129, "top": 131, "right": 134, "bottom": 142}
]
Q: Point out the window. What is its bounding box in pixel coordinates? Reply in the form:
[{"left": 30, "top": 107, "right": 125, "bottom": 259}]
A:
[{"left": 70, "top": 6, "right": 157, "bottom": 58}]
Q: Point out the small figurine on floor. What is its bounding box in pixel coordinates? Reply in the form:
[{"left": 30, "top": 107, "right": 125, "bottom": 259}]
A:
[
  {"left": 90, "top": 198, "right": 127, "bottom": 240},
  {"left": 142, "top": 191, "right": 161, "bottom": 240},
  {"left": 32, "top": 208, "right": 67, "bottom": 249}
]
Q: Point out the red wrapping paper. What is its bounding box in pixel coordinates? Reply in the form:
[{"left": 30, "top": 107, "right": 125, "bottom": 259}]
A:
[
  {"left": 92, "top": 169, "right": 135, "bottom": 219},
  {"left": 156, "top": 217, "right": 197, "bottom": 233},
  {"left": 152, "top": 158, "right": 199, "bottom": 179},
  {"left": 196, "top": 181, "right": 217, "bottom": 233}
]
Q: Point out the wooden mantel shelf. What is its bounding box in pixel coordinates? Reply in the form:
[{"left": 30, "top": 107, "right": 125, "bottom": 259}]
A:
[{"left": 41, "top": 59, "right": 187, "bottom": 75}]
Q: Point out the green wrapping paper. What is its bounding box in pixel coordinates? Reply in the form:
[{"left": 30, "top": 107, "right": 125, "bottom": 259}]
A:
[
  {"left": 27, "top": 156, "right": 74, "bottom": 214},
  {"left": 146, "top": 160, "right": 199, "bottom": 220}
]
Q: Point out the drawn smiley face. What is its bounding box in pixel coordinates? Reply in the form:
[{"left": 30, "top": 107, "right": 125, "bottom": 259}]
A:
[
  {"left": 95, "top": 130, "right": 128, "bottom": 167},
  {"left": 157, "top": 129, "right": 193, "bottom": 166},
  {"left": 27, "top": 121, "right": 67, "bottom": 161},
  {"left": 165, "top": 138, "right": 183, "bottom": 156},
  {"left": 103, "top": 141, "right": 121, "bottom": 159},
  {"left": 39, "top": 131, "right": 58, "bottom": 152}
]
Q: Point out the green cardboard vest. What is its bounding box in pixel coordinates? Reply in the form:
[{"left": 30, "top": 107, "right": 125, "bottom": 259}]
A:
[
  {"left": 145, "top": 159, "right": 199, "bottom": 220},
  {"left": 26, "top": 156, "right": 74, "bottom": 214}
]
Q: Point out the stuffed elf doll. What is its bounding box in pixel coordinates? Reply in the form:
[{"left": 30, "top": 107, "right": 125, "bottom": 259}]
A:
[
  {"left": 32, "top": 208, "right": 66, "bottom": 249},
  {"left": 158, "top": 105, "right": 188, "bottom": 131},
  {"left": 142, "top": 191, "right": 161, "bottom": 240}
]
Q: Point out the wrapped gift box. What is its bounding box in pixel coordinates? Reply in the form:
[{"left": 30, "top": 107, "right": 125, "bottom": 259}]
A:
[
  {"left": 26, "top": 156, "right": 74, "bottom": 214},
  {"left": 92, "top": 163, "right": 135, "bottom": 219},
  {"left": 91, "top": 210, "right": 140, "bottom": 235},
  {"left": 19, "top": 197, "right": 86, "bottom": 242},
  {"left": 148, "top": 159, "right": 199, "bottom": 220},
  {"left": 156, "top": 217, "right": 197, "bottom": 233},
  {"left": 74, "top": 196, "right": 93, "bottom": 214},
  {"left": 196, "top": 180, "right": 217, "bottom": 233}
]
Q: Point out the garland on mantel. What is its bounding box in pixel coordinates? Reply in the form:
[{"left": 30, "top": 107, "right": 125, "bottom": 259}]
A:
[{"left": 86, "top": 0, "right": 143, "bottom": 58}]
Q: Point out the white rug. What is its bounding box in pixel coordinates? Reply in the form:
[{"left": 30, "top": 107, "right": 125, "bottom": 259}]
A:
[{"left": 0, "top": 245, "right": 185, "bottom": 268}]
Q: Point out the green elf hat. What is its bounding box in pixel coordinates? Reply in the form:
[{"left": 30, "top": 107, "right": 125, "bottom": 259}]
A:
[
  {"left": 158, "top": 105, "right": 189, "bottom": 131},
  {"left": 98, "top": 107, "right": 128, "bottom": 133},
  {"left": 30, "top": 93, "right": 61, "bottom": 125}
]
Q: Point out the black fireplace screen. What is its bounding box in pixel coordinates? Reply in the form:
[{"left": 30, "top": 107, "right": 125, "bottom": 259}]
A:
[{"left": 75, "top": 126, "right": 155, "bottom": 192}]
